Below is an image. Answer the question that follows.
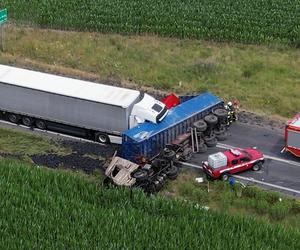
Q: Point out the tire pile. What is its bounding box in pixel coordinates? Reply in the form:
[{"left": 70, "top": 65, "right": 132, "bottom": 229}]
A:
[
  {"left": 192, "top": 108, "right": 229, "bottom": 153},
  {"left": 131, "top": 149, "right": 180, "bottom": 194}
]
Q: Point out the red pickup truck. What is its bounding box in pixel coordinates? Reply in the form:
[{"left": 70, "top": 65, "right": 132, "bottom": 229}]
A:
[{"left": 202, "top": 148, "right": 264, "bottom": 181}]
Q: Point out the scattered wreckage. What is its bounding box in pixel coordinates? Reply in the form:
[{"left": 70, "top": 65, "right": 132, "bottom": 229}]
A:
[{"left": 103, "top": 149, "right": 180, "bottom": 193}]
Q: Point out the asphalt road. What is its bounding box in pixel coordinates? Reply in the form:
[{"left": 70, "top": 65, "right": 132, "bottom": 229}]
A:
[
  {"left": 190, "top": 122, "right": 300, "bottom": 198},
  {"left": 1, "top": 119, "right": 300, "bottom": 197}
]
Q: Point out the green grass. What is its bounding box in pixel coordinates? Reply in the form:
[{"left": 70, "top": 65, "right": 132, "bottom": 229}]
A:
[
  {"left": 0, "top": 158, "right": 300, "bottom": 249},
  {"left": 0, "top": 127, "right": 69, "bottom": 155},
  {"left": 164, "top": 169, "right": 300, "bottom": 229},
  {"left": 2, "top": 0, "right": 300, "bottom": 46},
  {"left": 1, "top": 25, "right": 300, "bottom": 117}
]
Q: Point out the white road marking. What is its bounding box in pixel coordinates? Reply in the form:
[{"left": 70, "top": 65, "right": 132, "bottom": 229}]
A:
[
  {"left": 233, "top": 175, "right": 300, "bottom": 195},
  {"left": 217, "top": 142, "right": 300, "bottom": 168},
  {"left": 179, "top": 161, "right": 300, "bottom": 195}
]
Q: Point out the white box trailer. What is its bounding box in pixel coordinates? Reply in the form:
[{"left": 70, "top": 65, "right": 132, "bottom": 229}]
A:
[{"left": 0, "top": 65, "right": 168, "bottom": 143}]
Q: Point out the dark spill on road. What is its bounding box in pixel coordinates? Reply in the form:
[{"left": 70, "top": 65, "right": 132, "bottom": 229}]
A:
[{"left": 31, "top": 140, "right": 121, "bottom": 174}]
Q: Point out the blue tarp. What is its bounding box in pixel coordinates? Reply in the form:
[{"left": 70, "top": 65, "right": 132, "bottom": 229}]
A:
[{"left": 123, "top": 92, "right": 222, "bottom": 142}]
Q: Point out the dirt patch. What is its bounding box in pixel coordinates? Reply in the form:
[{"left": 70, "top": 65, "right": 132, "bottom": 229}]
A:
[{"left": 238, "top": 110, "right": 285, "bottom": 132}]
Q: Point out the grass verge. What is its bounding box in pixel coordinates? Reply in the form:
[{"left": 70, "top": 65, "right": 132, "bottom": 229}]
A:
[
  {"left": 164, "top": 169, "right": 300, "bottom": 229},
  {"left": 1, "top": 25, "right": 300, "bottom": 117},
  {"left": 0, "top": 158, "right": 300, "bottom": 249},
  {"left": 0, "top": 126, "right": 69, "bottom": 156}
]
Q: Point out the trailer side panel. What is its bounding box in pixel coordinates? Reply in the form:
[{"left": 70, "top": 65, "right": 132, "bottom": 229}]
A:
[{"left": 0, "top": 82, "right": 130, "bottom": 134}]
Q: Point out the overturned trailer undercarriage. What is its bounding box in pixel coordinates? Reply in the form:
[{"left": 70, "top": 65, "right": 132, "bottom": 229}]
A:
[{"left": 103, "top": 149, "right": 179, "bottom": 193}]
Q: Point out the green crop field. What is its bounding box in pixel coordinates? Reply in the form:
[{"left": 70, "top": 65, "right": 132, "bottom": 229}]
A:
[
  {"left": 1, "top": 0, "right": 300, "bottom": 46},
  {"left": 0, "top": 158, "right": 300, "bottom": 249}
]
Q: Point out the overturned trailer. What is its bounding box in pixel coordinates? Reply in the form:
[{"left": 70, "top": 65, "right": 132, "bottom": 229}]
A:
[{"left": 122, "top": 92, "right": 224, "bottom": 162}]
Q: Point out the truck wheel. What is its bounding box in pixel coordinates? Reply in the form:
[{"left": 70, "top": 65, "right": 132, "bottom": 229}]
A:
[
  {"left": 22, "top": 116, "right": 33, "bottom": 127},
  {"left": 7, "top": 113, "right": 19, "bottom": 124},
  {"left": 165, "top": 165, "right": 179, "bottom": 180},
  {"left": 162, "top": 148, "right": 176, "bottom": 161},
  {"left": 204, "top": 114, "right": 218, "bottom": 126},
  {"left": 204, "top": 135, "right": 217, "bottom": 147},
  {"left": 132, "top": 169, "right": 149, "bottom": 181},
  {"left": 198, "top": 143, "right": 207, "bottom": 153},
  {"left": 103, "top": 177, "right": 114, "bottom": 187},
  {"left": 193, "top": 119, "right": 207, "bottom": 132},
  {"left": 214, "top": 126, "right": 226, "bottom": 135},
  {"left": 252, "top": 162, "right": 262, "bottom": 171},
  {"left": 216, "top": 132, "right": 228, "bottom": 141},
  {"left": 213, "top": 108, "right": 228, "bottom": 119},
  {"left": 206, "top": 174, "right": 213, "bottom": 181},
  {"left": 154, "top": 179, "right": 163, "bottom": 192},
  {"left": 181, "top": 148, "right": 193, "bottom": 161},
  {"left": 35, "top": 120, "right": 46, "bottom": 130},
  {"left": 221, "top": 173, "right": 230, "bottom": 181},
  {"left": 95, "top": 133, "right": 110, "bottom": 144},
  {"left": 146, "top": 183, "right": 157, "bottom": 194}
]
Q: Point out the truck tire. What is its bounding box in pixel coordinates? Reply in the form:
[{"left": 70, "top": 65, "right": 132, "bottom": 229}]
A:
[
  {"left": 252, "top": 162, "right": 262, "bottom": 171},
  {"left": 7, "top": 113, "right": 19, "bottom": 124},
  {"left": 154, "top": 179, "right": 163, "bottom": 192},
  {"left": 193, "top": 119, "right": 207, "bottom": 132},
  {"left": 221, "top": 173, "right": 230, "bottom": 181},
  {"left": 162, "top": 148, "right": 176, "bottom": 161},
  {"left": 204, "top": 114, "right": 218, "bottom": 126},
  {"left": 95, "top": 133, "right": 110, "bottom": 144},
  {"left": 181, "top": 147, "right": 193, "bottom": 161},
  {"left": 132, "top": 169, "right": 149, "bottom": 181},
  {"left": 216, "top": 132, "right": 228, "bottom": 141},
  {"left": 213, "top": 108, "right": 228, "bottom": 119},
  {"left": 35, "top": 120, "right": 46, "bottom": 130},
  {"left": 165, "top": 165, "right": 179, "bottom": 180},
  {"left": 146, "top": 183, "right": 157, "bottom": 194},
  {"left": 198, "top": 143, "right": 207, "bottom": 153},
  {"left": 103, "top": 177, "right": 114, "bottom": 187},
  {"left": 22, "top": 116, "right": 33, "bottom": 127},
  {"left": 206, "top": 138, "right": 217, "bottom": 147},
  {"left": 204, "top": 135, "right": 217, "bottom": 147},
  {"left": 214, "top": 126, "right": 226, "bottom": 135}
]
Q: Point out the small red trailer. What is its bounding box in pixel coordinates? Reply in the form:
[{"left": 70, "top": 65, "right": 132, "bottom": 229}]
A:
[{"left": 283, "top": 113, "right": 300, "bottom": 157}]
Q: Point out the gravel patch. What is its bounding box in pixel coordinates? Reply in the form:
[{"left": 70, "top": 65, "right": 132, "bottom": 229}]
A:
[{"left": 238, "top": 110, "right": 285, "bottom": 132}]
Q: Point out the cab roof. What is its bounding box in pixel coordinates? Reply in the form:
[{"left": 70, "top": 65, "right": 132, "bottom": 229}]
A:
[{"left": 288, "top": 113, "right": 300, "bottom": 130}]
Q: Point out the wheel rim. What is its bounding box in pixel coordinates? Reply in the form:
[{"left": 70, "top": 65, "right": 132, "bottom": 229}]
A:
[
  {"left": 22, "top": 117, "right": 32, "bottom": 126},
  {"left": 253, "top": 165, "right": 259, "bottom": 171},
  {"left": 98, "top": 135, "right": 108, "bottom": 143},
  {"left": 36, "top": 121, "right": 45, "bottom": 129},
  {"left": 134, "top": 171, "right": 146, "bottom": 179},
  {"left": 8, "top": 114, "right": 18, "bottom": 123},
  {"left": 222, "top": 175, "right": 228, "bottom": 181}
]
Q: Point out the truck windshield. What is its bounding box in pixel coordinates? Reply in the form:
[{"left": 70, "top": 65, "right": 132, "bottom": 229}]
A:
[{"left": 152, "top": 104, "right": 163, "bottom": 112}]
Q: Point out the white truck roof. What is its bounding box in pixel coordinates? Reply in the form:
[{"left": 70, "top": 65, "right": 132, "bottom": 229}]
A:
[
  {"left": 0, "top": 64, "right": 140, "bottom": 108},
  {"left": 290, "top": 116, "right": 300, "bottom": 128}
]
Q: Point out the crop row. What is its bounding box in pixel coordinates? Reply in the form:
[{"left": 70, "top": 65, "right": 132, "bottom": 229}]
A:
[
  {"left": 1, "top": 0, "right": 300, "bottom": 45},
  {"left": 0, "top": 159, "right": 300, "bottom": 249}
]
